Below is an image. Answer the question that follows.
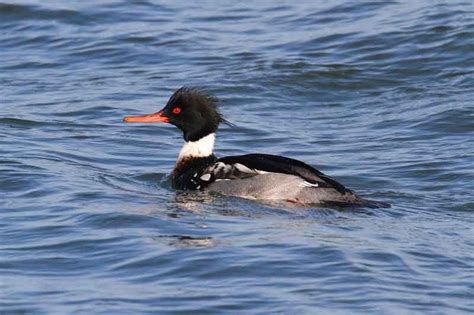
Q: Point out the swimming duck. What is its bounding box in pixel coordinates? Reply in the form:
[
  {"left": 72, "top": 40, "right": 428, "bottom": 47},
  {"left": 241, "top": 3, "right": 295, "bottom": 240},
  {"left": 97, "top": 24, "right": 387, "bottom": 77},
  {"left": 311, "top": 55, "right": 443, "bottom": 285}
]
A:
[{"left": 124, "top": 87, "right": 388, "bottom": 208}]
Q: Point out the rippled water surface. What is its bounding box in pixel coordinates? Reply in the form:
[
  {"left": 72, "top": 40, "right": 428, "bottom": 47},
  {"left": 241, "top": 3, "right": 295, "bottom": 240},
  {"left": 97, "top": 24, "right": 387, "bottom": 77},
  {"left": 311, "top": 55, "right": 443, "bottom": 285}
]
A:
[{"left": 1, "top": 1, "right": 473, "bottom": 314}]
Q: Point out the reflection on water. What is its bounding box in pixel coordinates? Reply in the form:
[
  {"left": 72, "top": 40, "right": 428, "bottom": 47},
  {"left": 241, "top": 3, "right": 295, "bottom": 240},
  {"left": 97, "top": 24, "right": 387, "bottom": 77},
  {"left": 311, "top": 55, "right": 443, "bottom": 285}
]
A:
[{"left": 159, "top": 235, "right": 216, "bottom": 248}]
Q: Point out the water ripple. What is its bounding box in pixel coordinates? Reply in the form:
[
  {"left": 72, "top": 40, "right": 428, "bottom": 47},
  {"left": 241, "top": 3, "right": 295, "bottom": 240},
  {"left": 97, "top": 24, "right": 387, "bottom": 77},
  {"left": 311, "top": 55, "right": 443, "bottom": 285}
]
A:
[{"left": 1, "top": 1, "right": 473, "bottom": 314}]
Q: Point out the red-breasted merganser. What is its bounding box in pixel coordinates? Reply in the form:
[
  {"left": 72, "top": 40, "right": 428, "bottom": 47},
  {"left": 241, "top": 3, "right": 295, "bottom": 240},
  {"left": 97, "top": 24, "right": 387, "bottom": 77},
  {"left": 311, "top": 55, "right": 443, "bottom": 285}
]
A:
[{"left": 123, "top": 87, "right": 389, "bottom": 208}]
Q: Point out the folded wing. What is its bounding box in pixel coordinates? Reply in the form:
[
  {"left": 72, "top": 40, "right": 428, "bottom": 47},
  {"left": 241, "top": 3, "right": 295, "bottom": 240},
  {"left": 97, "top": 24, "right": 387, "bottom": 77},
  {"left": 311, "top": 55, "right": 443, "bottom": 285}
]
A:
[{"left": 204, "top": 153, "right": 352, "bottom": 194}]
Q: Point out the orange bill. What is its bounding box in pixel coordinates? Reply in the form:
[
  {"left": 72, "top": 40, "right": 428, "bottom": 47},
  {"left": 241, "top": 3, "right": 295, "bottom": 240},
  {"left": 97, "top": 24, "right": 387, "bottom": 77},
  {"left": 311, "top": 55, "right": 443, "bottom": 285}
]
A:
[{"left": 123, "top": 110, "right": 169, "bottom": 123}]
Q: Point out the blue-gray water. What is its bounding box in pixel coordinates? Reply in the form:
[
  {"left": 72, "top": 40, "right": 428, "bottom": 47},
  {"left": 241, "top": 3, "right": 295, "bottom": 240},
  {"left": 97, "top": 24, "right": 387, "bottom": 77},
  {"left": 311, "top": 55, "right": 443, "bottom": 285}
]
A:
[{"left": 1, "top": 1, "right": 473, "bottom": 314}]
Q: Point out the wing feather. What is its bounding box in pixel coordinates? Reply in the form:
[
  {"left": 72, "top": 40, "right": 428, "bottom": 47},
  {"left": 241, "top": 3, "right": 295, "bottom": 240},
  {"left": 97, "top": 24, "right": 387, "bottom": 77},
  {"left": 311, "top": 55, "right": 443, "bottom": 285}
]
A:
[{"left": 217, "top": 154, "right": 351, "bottom": 194}]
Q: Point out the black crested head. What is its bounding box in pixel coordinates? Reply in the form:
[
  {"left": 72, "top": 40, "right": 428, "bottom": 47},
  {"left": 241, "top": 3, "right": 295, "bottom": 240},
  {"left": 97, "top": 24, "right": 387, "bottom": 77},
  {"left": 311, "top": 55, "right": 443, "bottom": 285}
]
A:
[
  {"left": 162, "top": 87, "right": 225, "bottom": 142},
  {"left": 123, "top": 87, "right": 232, "bottom": 142}
]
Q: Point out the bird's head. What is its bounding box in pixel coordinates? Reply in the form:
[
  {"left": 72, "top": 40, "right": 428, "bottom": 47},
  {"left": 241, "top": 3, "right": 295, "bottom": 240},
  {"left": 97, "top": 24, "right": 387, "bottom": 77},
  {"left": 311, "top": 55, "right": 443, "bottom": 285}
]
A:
[{"left": 124, "top": 87, "right": 227, "bottom": 142}]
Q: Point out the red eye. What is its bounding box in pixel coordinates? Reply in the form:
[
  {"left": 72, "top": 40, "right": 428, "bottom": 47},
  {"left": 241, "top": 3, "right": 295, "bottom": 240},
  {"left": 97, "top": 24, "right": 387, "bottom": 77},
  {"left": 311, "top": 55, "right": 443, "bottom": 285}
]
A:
[{"left": 172, "top": 107, "right": 181, "bottom": 114}]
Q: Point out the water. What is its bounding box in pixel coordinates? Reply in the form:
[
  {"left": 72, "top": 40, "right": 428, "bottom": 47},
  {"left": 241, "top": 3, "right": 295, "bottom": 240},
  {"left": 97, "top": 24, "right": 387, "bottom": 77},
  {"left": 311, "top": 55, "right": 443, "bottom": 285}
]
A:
[{"left": 1, "top": 1, "right": 473, "bottom": 313}]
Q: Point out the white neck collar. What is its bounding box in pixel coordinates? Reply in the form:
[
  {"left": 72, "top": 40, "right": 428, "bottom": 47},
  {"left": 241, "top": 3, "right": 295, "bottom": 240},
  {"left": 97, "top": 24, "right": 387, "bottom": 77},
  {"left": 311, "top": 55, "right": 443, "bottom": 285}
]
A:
[{"left": 177, "top": 133, "right": 215, "bottom": 161}]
